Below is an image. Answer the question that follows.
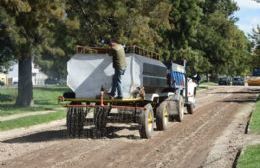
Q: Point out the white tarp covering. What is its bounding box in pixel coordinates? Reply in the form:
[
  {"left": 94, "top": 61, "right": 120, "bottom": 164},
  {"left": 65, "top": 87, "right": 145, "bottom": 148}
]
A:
[{"left": 67, "top": 53, "right": 166, "bottom": 98}]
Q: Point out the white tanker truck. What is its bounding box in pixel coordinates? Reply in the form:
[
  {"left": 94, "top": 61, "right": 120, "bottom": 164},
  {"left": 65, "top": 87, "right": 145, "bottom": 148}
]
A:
[{"left": 59, "top": 46, "right": 197, "bottom": 138}]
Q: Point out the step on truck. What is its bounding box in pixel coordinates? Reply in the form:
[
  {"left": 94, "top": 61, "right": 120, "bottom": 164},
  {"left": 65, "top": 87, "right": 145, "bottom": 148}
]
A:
[{"left": 58, "top": 46, "right": 197, "bottom": 139}]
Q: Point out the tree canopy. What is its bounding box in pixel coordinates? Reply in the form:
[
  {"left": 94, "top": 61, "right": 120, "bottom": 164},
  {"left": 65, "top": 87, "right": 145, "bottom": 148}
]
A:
[
  {"left": 0, "top": 0, "right": 256, "bottom": 106},
  {"left": 0, "top": 0, "right": 68, "bottom": 106},
  {"left": 250, "top": 25, "right": 260, "bottom": 68}
]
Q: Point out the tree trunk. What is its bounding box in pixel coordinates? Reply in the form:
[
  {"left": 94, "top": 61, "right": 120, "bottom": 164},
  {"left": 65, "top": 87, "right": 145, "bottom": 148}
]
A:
[
  {"left": 15, "top": 56, "right": 33, "bottom": 107},
  {"left": 206, "top": 73, "right": 209, "bottom": 82}
]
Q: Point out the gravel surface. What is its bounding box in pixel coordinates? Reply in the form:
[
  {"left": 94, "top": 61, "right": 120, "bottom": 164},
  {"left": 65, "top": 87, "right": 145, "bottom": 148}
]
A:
[{"left": 0, "top": 86, "right": 259, "bottom": 168}]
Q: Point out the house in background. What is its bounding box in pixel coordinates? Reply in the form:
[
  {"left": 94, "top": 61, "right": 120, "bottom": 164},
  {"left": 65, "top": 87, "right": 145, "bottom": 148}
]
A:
[
  {"left": 0, "top": 73, "right": 7, "bottom": 85},
  {"left": 32, "top": 66, "right": 48, "bottom": 86},
  {"left": 8, "top": 63, "right": 48, "bottom": 86}
]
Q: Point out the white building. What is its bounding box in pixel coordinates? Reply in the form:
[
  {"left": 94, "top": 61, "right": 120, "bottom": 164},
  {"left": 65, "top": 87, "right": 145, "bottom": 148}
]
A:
[
  {"left": 0, "top": 73, "right": 7, "bottom": 85},
  {"left": 8, "top": 63, "right": 48, "bottom": 86}
]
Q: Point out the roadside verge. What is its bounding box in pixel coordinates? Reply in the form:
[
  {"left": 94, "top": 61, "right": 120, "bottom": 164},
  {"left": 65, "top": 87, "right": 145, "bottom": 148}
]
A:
[
  {"left": 237, "top": 96, "right": 260, "bottom": 168},
  {"left": 0, "top": 111, "right": 65, "bottom": 131}
]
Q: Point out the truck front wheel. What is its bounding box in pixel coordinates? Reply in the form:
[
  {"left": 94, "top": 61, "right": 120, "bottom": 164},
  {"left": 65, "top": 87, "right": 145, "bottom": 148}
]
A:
[
  {"left": 156, "top": 101, "right": 169, "bottom": 130},
  {"left": 187, "top": 104, "right": 195, "bottom": 114},
  {"left": 176, "top": 96, "right": 184, "bottom": 122}
]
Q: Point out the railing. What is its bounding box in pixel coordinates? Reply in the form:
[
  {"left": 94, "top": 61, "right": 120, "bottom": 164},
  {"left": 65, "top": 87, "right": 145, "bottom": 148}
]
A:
[
  {"left": 75, "top": 45, "right": 160, "bottom": 60},
  {"left": 125, "top": 46, "right": 160, "bottom": 60},
  {"left": 76, "top": 45, "right": 110, "bottom": 54}
]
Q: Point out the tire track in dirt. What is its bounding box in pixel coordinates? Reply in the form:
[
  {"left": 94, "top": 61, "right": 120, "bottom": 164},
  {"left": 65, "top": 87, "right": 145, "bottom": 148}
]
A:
[
  {"left": 53, "top": 87, "right": 251, "bottom": 168},
  {"left": 89, "top": 95, "right": 235, "bottom": 168},
  {"left": 1, "top": 86, "right": 258, "bottom": 168}
]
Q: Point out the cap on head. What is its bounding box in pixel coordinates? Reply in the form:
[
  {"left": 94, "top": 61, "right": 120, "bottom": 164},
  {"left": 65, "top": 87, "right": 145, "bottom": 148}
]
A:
[{"left": 109, "top": 39, "right": 118, "bottom": 46}]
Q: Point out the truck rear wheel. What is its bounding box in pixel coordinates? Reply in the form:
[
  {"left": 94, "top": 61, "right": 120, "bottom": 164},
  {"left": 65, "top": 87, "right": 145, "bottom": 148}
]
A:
[
  {"left": 156, "top": 101, "right": 169, "bottom": 130},
  {"left": 139, "top": 103, "right": 154, "bottom": 139},
  {"left": 176, "top": 96, "right": 184, "bottom": 122}
]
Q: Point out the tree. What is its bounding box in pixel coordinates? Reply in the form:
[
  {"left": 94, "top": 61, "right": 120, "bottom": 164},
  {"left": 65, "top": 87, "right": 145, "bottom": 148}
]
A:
[
  {"left": 0, "top": 6, "right": 15, "bottom": 72},
  {"left": 34, "top": 15, "right": 80, "bottom": 80},
  {"left": 164, "top": 0, "right": 252, "bottom": 78},
  {"left": 1, "top": 0, "right": 254, "bottom": 99},
  {"left": 0, "top": 0, "right": 67, "bottom": 106},
  {"left": 34, "top": 0, "right": 172, "bottom": 82},
  {"left": 250, "top": 25, "right": 260, "bottom": 67},
  {"left": 66, "top": 0, "right": 171, "bottom": 49},
  {"left": 194, "top": 0, "right": 251, "bottom": 78},
  {"left": 166, "top": 0, "right": 209, "bottom": 73}
]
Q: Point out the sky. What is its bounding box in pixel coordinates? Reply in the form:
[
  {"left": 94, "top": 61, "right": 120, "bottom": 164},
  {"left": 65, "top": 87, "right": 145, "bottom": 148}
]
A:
[{"left": 234, "top": 0, "right": 260, "bottom": 35}]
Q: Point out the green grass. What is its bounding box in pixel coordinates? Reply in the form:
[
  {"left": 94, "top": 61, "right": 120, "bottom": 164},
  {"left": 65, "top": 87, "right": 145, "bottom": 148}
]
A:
[
  {"left": 197, "top": 82, "right": 217, "bottom": 91},
  {"left": 0, "top": 111, "right": 66, "bottom": 131},
  {"left": 0, "top": 86, "right": 70, "bottom": 116},
  {"left": 237, "top": 144, "right": 260, "bottom": 168},
  {"left": 237, "top": 97, "right": 260, "bottom": 168},
  {"left": 249, "top": 99, "right": 260, "bottom": 134},
  {"left": 199, "top": 81, "right": 218, "bottom": 86}
]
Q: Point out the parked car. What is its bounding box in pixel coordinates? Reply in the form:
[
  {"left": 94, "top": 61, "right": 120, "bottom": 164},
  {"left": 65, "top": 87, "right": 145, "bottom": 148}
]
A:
[
  {"left": 232, "top": 77, "right": 245, "bottom": 86},
  {"left": 218, "top": 77, "right": 231, "bottom": 85}
]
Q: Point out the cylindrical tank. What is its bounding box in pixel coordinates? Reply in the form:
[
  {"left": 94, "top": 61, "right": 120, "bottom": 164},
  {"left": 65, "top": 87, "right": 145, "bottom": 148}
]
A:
[{"left": 67, "top": 53, "right": 168, "bottom": 98}]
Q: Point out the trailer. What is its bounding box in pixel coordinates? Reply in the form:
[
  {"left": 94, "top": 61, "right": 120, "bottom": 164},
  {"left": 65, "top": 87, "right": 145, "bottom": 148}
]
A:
[{"left": 58, "top": 46, "right": 197, "bottom": 139}]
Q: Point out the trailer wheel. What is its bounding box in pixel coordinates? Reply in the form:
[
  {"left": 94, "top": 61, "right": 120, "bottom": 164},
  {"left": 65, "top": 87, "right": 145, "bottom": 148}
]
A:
[
  {"left": 156, "top": 101, "right": 169, "bottom": 130},
  {"left": 187, "top": 104, "right": 194, "bottom": 114},
  {"left": 139, "top": 103, "right": 154, "bottom": 139},
  {"left": 176, "top": 96, "right": 184, "bottom": 122},
  {"left": 67, "top": 107, "right": 85, "bottom": 137},
  {"left": 66, "top": 108, "right": 70, "bottom": 128}
]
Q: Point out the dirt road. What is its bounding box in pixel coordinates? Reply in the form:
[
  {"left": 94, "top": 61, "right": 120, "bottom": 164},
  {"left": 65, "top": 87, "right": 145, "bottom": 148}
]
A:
[{"left": 0, "top": 86, "right": 259, "bottom": 168}]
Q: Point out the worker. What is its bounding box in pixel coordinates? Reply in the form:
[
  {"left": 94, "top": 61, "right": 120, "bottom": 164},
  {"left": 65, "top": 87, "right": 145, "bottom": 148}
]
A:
[
  {"left": 108, "top": 40, "right": 127, "bottom": 99},
  {"left": 193, "top": 73, "right": 201, "bottom": 85}
]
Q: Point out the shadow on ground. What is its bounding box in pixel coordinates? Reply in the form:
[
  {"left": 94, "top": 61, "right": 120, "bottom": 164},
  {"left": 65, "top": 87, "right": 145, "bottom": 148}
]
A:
[
  {"left": 217, "top": 88, "right": 260, "bottom": 103},
  {"left": 221, "top": 95, "right": 258, "bottom": 103},
  {"left": 212, "top": 88, "right": 260, "bottom": 95},
  {"left": 2, "top": 125, "right": 141, "bottom": 144}
]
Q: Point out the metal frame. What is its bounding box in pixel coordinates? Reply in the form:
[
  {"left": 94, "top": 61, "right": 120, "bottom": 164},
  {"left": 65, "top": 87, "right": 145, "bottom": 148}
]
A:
[
  {"left": 59, "top": 91, "right": 150, "bottom": 112},
  {"left": 64, "top": 104, "right": 145, "bottom": 110}
]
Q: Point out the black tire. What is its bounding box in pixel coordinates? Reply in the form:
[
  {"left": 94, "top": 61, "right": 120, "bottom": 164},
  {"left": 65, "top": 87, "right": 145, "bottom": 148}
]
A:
[
  {"left": 66, "top": 107, "right": 70, "bottom": 128},
  {"left": 67, "top": 107, "right": 73, "bottom": 135},
  {"left": 156, "top": 101, "right": 169, "bottom": 130},
  {"left": 94, "top": 107, "right": 109, "bottom": 134},
  {"left": 187, "top": 104, "right": 194, "bottom": 114},
  {"left": 167, "top": 100, "right": 177, "bottom": 122},
  {"left": 77, "top": 108, "right": 85, "bottom": 136},
  {"left": 176, "top": 96, "right": 184, "bottom": 122},
  {"left": 139, "top": 103, "right": 154, "bottom": 139},
  {"left": 67, "top": 107, "right": 85, "bottom": 137}
]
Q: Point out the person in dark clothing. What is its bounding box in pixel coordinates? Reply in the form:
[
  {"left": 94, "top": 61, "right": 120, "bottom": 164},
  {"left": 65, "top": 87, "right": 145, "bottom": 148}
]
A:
[
  {"left": 108, "top": 41, "right": 127, "bottom": 99},
  {"left": 193, "top": 74, "right": 201, "bottom": 85}
]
